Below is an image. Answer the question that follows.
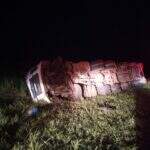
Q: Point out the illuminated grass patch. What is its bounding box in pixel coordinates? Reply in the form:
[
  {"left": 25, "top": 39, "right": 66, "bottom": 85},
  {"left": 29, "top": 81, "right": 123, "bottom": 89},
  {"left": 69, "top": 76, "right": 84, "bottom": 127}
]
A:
[{"left": 1, "top": 77, "right": 148, "bottom": 149}]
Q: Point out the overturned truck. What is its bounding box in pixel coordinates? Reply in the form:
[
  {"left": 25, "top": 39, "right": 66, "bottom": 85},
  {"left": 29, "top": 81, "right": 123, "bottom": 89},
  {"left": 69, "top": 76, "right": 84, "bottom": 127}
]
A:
[{"left": 26, "top": 57, "right": 147, "bottom": 103}]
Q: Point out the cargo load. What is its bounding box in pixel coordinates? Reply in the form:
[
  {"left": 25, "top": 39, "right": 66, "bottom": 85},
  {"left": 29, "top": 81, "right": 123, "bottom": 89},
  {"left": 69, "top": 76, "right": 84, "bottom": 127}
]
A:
[{"left": 26, "top": 57, "right": 147, "bottom": 103}]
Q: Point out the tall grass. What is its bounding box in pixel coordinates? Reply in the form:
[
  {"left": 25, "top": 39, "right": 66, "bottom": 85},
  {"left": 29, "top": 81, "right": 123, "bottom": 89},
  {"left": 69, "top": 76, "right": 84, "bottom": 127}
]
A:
[
  {"left": 0, "top": 75, "right": 145, "bottom": 149},
  {"left": 0, "top": 75, "right": 28, "bottom": 98}
]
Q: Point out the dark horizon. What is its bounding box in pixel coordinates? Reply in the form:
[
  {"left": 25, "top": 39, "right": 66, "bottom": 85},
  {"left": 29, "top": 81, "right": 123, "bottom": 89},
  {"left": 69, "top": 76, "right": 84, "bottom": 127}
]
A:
[{"left": 0, "top": 1, "right": 150, "bottom": 75}]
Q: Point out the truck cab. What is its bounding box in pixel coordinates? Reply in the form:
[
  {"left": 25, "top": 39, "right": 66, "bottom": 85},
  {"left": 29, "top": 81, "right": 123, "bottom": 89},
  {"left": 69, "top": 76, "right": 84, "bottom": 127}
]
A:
[{"left": 26, "top": 62, "right": 50, "bottom": 103}]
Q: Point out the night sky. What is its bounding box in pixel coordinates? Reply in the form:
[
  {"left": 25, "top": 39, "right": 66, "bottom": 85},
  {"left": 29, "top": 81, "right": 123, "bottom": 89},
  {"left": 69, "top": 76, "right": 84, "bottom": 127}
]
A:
[{"left": 0, "top": 1, "right": 150, "bottom": 75}]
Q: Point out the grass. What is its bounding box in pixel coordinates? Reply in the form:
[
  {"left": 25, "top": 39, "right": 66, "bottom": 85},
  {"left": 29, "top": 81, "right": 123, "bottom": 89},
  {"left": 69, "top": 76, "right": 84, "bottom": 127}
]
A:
[{"left": 0, "top": 76, "right": 149, "bottom": 149}]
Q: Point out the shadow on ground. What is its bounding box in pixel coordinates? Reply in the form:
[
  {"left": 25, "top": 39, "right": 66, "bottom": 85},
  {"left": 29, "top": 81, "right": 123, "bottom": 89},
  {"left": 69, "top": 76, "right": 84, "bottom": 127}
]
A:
[{"left": 134, "top": 87, "right": 150, "bottom": 150}]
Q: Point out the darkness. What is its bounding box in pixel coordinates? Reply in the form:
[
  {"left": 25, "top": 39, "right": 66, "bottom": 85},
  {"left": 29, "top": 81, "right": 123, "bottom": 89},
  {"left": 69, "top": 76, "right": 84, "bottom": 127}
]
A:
[{"left": 0, "top": 1, "right": 150, "bottom": 76}]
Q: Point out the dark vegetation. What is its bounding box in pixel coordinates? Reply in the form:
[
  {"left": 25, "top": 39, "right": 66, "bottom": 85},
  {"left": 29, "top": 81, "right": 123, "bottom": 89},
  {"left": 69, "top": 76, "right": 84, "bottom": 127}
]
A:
[{"left": 0, "top": 73, "right": 150, "bottom": 149}]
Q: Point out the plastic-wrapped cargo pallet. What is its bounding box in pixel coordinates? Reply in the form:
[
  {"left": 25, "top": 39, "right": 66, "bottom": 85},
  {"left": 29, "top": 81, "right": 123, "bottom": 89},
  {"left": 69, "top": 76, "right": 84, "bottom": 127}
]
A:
[{"left": 26, "top": 57, "right": 147, "bottom": 103}]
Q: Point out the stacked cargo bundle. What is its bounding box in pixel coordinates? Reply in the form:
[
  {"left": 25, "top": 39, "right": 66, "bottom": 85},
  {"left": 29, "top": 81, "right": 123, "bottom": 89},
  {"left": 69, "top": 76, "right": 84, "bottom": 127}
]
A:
[{"left": 26, "top": 57, "right": 147, "bottom": 103}]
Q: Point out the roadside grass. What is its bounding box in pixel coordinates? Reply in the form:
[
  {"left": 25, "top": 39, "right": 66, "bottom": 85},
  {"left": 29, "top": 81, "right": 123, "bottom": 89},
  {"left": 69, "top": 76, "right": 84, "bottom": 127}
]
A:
[
  {"left": 0, "top": 75, "right": 28, "bottom": 98},
  {"left": 1, "top": 76, "right": 149, "bottom": 149}
]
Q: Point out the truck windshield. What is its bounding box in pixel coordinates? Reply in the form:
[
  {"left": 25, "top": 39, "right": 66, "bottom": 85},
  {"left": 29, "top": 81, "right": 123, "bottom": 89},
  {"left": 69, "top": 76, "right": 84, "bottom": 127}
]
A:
[{"left": 29, "top": 73, "right": 42, "bottom": 98}]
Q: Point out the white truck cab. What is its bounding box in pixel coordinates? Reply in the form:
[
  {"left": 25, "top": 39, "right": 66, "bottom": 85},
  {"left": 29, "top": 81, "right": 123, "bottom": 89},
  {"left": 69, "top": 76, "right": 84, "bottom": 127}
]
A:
[{"left": 26, "top": 62, "right": 50, "bottom": 103}]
